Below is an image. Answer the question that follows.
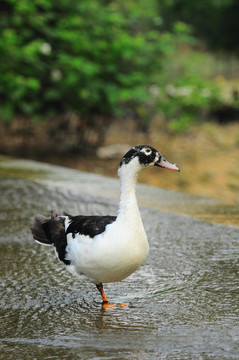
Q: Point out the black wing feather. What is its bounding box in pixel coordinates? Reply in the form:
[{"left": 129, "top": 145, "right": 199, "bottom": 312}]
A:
[{"left": 65, "top": 214, "right": 116, "bottom": 238}]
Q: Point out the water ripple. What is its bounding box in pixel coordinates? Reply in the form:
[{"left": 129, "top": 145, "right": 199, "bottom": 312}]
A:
[{"left": 1, "top": 174, "right": 239, "bottom": 359}]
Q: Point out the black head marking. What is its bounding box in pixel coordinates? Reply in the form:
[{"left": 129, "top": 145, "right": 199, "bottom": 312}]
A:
[
  {"left": 120, "top": 148, "right": 137, "bottom": 166},
  {"left": 120, "top": 145, "right": 160, "bottom": 167}
]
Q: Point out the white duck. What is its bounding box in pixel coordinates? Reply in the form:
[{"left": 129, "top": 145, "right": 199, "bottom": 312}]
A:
[{"left": 31, "top": 145, "right": 179, "bottom": 304}]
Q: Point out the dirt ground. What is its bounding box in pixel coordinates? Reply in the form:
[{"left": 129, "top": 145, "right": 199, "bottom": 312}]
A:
[{"left": 47, "top": 120, "right": 239, "bottom": 205}]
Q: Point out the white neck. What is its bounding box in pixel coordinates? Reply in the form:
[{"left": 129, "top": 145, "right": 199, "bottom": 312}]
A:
[{"left": 117, "top": 158, "right": 142, "bottom": 219}]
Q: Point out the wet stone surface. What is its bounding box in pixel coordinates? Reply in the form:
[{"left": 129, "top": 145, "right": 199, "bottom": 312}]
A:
[{"left": 0, "top": 159, "right": 239, "bottom": 359}]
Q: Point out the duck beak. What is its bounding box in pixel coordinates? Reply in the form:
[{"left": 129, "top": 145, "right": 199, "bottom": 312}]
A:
[{"left": 154, "top": 155, "right": 180, "bottom": 172}]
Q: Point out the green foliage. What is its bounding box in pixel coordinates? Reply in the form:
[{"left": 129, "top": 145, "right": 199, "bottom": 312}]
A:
[
  {"left": 0, "top": 0, "right": 226, "bottom": 151},
  {"left": 0, "top": 0, "right": 169, "bottom": 123},
  {"left": 158, "top": 0, "right": 239, "bottom": 52},
  {"left": 159, "top": 71, "right": 221, "bottom": 132},
  {"left": 154, "top": 47, "right": 222, "bottom": 131}
]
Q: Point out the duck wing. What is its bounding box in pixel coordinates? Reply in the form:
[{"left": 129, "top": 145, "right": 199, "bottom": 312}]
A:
[{"left": 64, "top": 213, "right": 117, "bottom": 238}]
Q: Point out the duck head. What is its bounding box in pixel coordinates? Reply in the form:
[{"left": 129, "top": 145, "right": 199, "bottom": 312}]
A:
[{"left": 119, "top": 145, "right": 180, "bottom": 172}]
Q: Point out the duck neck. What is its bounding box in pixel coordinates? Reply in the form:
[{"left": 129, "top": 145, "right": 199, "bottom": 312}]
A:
[{"left": 117, "top": 163, "right": 141, "bottom": 219}]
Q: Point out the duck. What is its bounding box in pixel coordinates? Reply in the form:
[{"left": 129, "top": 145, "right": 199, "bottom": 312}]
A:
[{"left": 31, "top": 145, "right": 180, "bottom": 305}]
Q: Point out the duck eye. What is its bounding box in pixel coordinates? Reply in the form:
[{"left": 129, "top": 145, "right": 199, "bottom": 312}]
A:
[{"left": 145, "top": 148, "right": 152, "bottom": 155}]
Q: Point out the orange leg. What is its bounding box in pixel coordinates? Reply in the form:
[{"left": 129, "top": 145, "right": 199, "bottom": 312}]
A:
[{"left": 96, "top": 283, "right": 110, "bottom": 303}]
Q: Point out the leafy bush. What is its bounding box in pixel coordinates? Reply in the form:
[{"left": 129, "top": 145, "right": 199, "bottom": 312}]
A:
[
  {"left": 0, "top": 0, "right": 226, "bottom": 152},
  {"left": 0, "top": 0, "right": 178, "bottom": 151},
  {"left": 158, "top": 0, "right": 239, "bottom": 53},
  {"left": 158, "top": 62, "right": 221, "bottom": 131}
]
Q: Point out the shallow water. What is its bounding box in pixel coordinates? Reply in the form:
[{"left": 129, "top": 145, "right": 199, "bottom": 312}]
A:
[{"left": 0, "top": 159, "right": 239, "bottom": 359}]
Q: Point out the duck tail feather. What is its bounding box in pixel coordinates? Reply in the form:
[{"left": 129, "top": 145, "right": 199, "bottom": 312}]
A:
[{"left": 31, "top": 214, "right": 52, "bottom": 245}]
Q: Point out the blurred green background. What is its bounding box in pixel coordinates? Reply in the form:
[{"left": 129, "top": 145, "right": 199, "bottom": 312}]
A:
[{"left": 0, "top": 0, "right": 239, "bottom": 203}]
